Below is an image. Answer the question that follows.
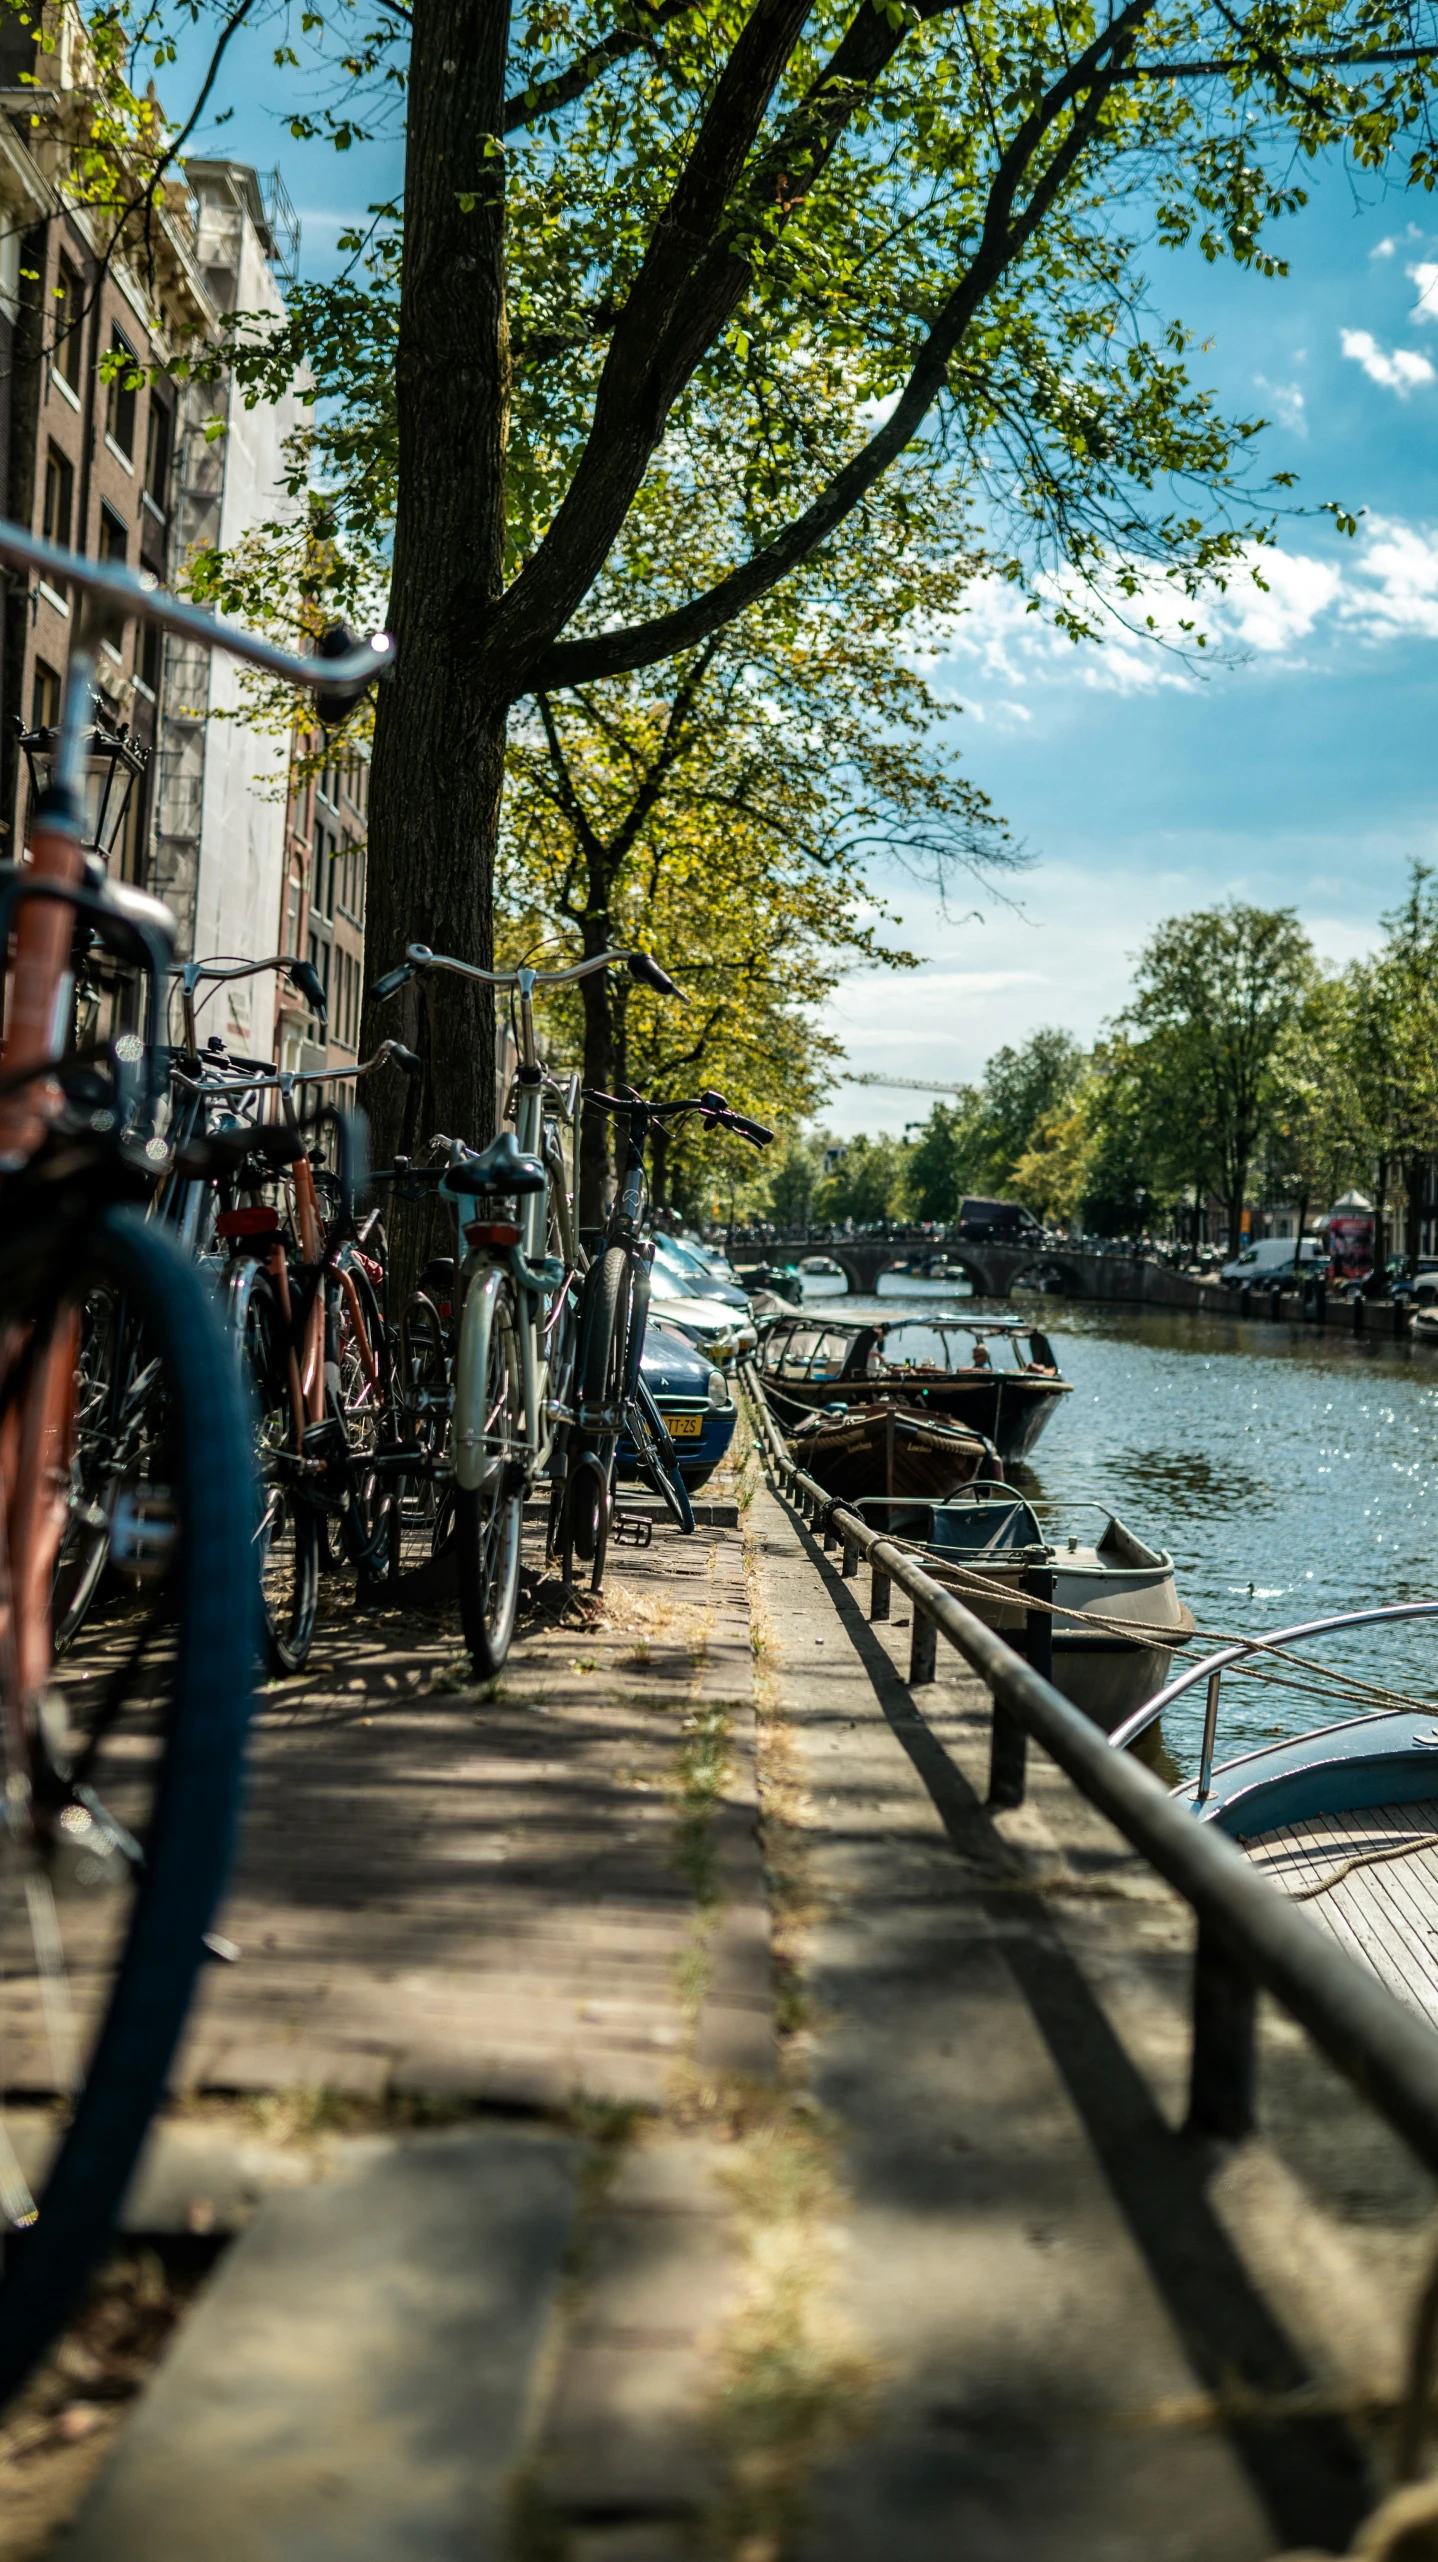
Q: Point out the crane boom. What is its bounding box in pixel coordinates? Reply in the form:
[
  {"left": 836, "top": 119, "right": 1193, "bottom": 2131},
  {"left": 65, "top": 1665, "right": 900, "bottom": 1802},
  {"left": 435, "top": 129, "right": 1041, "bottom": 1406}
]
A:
[{"left": 844, "top": 1070, "right": 969, "bottom": 1096}]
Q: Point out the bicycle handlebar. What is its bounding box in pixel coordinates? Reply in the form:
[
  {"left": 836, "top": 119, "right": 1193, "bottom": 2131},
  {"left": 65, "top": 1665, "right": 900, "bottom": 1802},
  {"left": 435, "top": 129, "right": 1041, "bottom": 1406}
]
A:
[
  {"left": 582, "top": 1085, "right": 775, "bottom": 1148},
  {"left": 370, "top": 943, "right": 685, "bottom": 1003},
  {"left": 0, "top": 517, "right": 394, "bottom": 701}
]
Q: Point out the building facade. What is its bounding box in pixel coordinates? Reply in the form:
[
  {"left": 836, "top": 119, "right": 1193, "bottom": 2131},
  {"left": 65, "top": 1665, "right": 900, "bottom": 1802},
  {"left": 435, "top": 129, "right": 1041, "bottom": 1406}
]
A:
[
  {"left": 0, "top": 10, "right": 303, "bottom": 1053},
  {"left": 274, "top": 743, "right": 371, "bottom": 1076}
]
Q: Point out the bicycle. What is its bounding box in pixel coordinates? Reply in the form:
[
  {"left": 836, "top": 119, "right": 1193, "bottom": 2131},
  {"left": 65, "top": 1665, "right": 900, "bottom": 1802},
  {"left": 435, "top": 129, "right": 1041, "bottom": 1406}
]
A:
[
  {"left": 0, "top": 513, "right": 390, "bottom": 2401},
  {"left": 167, "top": 1014, "right": 420, "bottom": 1669},
  {"left": 370, "top": 941, "right": 686, "bottom": 1670},
  {"left": 564, "top": 1084, "right": 773, "bottom": 1587}
]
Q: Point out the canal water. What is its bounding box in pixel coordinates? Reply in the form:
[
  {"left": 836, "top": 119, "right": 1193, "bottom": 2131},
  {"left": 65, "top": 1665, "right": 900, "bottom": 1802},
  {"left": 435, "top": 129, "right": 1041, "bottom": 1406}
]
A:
[{"left": 797, "top": 1269, "right": 1438, "bottom": 1778}]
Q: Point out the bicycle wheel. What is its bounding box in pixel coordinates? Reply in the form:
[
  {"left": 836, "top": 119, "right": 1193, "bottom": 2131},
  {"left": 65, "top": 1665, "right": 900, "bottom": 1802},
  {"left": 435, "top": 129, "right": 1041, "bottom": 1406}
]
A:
[
  {"left": 334, "top": 1263, "right": 398, "bottom": 1579},
  {"left": 239, "top": 1271, "right": 319, "bottom": 1674},
  {"left": 0, "top": 1206, "right": 254, "bottom": 2405},
  {"left": 628, "top": 1375, "right": 696, "bottom": 1535},
  {"left": 566, "top": 1246, "right": 631, "bottom": 1568},
  {"left": 454, "top": 1272, "right": 525, "bottom": 1679},
  {"left": 51, "top": 1281, "right": 124, "bottom": 1652}
]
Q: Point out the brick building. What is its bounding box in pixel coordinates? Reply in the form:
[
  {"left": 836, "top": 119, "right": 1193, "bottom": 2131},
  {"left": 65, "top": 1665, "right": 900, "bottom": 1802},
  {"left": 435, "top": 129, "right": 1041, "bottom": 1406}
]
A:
[{"left": 274, "top": 743, "right": 371, "bottom": 1076}]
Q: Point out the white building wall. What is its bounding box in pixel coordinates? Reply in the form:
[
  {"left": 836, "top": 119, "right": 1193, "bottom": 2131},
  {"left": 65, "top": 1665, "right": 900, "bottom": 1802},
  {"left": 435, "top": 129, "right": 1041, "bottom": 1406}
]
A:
[{"left": 186, "top": 175, "right": 300, "bottom": 1050}]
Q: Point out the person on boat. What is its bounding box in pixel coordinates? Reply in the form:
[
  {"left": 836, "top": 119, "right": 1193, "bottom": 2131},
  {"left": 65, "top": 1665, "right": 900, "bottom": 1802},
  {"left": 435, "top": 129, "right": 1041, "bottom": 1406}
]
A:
[
  {"left": 1027, "top": 1329, "right": 1058, "bottom": 1374},
  {"left": 970, "top": 1341, "right": 992, "bottom": 1370}
]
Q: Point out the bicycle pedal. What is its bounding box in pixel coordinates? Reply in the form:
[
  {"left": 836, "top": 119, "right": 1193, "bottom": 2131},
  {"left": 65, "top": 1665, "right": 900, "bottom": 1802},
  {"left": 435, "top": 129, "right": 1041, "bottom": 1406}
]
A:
[{"left": 612, "top": 1510, "right": 654, "bottom": 1549}]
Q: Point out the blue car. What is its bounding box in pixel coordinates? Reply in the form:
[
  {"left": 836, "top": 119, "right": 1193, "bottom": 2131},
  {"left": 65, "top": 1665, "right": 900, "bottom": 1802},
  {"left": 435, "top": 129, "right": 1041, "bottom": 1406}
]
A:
[{"left": 618, "top": 1318, "right": 736, "bottom": 1491}]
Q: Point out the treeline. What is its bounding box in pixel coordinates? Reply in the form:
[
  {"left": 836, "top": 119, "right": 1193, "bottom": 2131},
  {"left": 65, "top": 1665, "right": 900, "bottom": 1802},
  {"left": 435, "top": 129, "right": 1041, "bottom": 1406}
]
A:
[{"left": 762, "top": 873, "right": 1438, "bottom": 1254}]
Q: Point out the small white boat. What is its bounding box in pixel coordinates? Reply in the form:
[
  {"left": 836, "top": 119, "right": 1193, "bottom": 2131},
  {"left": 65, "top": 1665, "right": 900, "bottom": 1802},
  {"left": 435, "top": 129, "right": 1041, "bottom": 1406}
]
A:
[{"left": 871, "top": 1485, "right": 1194, "bottom": 1730}]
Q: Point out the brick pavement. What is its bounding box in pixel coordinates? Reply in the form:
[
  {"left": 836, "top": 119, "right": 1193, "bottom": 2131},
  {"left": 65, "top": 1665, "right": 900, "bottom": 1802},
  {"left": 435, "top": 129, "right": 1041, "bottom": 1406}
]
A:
[{"left": 174, "top": 1506, "right": 767, "bottom": 2112}]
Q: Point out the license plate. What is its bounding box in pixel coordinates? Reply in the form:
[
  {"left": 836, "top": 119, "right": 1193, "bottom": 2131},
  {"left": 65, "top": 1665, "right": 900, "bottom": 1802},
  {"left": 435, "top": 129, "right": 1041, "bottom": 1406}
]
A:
[{"left": 665, "top": 1412, "right": 705, "bottom": 1439}]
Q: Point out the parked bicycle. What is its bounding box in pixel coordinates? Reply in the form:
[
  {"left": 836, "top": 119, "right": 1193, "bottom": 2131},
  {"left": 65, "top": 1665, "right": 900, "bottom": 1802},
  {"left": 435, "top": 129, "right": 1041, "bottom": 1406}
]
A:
[
  {"left": 371, "top": 941, "right": 696, "bottom": 1669},
  {"left": 566, "top": 1083, "right": 773, "bottom": 1586},
  {"left": 0, "top": 515, "right": 390, "bottom": 2401}
]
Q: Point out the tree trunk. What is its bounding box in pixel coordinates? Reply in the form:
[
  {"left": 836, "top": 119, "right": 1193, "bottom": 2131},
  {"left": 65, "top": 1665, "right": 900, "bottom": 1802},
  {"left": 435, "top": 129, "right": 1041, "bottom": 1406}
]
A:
[
  {"left": 1292, "top": 1189, "right": 1309, "bottom": 1279},
  {"left": 1227, "top": 1160, "right": 1248, "bottom": 1260},
  {"left": 1407, "top": 1152, "right": 1426, "bottom": 1268},
  {"left": 650, "top": 1121, "right": 670, "bottom": 1212},
  {"left": 360, "top": 0, "right": 512, "bottom": 1177}
]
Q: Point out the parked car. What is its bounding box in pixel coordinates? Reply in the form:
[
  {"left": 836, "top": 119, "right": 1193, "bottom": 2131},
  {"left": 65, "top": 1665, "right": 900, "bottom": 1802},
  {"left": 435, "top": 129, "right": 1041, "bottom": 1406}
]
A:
[
  {"left": 647, "top": 1290, "right": 757, "bottom": 1366},
  {"left": 650, "top": 1234, "right": 751, "bottom": 1310},
  {"left": 1219, "top": 1238, "right": 1329, "bottom": 1288},
  {"left": 618, "top": 1320, "right": 736, "bottom": 1490}
]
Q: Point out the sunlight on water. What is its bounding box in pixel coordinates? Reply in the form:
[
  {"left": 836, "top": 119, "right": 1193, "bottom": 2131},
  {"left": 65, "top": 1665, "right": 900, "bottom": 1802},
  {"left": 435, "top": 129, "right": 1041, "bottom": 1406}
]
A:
[{"left": 795, "top": 1268, "right": 1438, "bottom": 1776}]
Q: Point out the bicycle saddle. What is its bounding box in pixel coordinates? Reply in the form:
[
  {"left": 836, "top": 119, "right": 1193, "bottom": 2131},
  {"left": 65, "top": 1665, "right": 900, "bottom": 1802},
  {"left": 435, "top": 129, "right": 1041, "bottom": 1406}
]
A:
[{"left": 445, "top": 1130, "right": 545, "bottom": 1197}]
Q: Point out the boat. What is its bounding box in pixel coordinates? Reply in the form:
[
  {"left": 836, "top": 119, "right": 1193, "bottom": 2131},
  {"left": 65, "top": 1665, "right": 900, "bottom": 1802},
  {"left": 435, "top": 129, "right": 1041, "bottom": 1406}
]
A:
[
  {"left": 756, "top": 1312, "right": 1072, "bottom": 1464},
  {"left": 877, "top": 1484, "right": 1194, "bottom": 1731},
  {"left": 1108, "top": 1603, "right": 1438, "bottom": 2027},
  {"left": 786, "top": 1403, "right": 995, "bottom": 1503}
]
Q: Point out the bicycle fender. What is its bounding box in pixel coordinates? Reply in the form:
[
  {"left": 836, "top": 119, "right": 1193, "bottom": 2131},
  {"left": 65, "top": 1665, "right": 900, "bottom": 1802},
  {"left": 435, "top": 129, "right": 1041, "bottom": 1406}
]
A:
[{"left": 454, "top": 1266, "right": 508, "bottom": 1494}]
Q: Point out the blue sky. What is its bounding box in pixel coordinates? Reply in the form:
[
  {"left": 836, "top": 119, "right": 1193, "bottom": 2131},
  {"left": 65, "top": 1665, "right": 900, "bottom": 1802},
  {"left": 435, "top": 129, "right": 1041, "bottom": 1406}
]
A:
[{"left": 166, "top": 46, "right": 1438, "bottom": 1132}]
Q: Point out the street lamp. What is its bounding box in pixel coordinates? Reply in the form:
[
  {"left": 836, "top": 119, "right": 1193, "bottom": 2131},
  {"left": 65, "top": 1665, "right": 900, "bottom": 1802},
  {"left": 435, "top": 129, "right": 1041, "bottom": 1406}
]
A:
[{"left": 18, "top": 698, "right": 149, "bottom": 869}]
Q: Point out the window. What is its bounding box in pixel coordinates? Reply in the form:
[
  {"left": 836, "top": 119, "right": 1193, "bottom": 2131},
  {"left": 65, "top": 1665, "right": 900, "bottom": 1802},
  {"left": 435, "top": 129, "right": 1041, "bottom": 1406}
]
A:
[
  {"left": 42, "top": 444, "right": 72, "bottom": 551},
  {"left": 106, "top": 328, "right": 137, "bottom": 460},
  {"left": 143, "top": 394, "right": 170, "bottom": 508},
  {"left": 137, "top": 620, "right": 162, "bottom": 701},
  {"left": 312, "top": 823, "right": 334, "bottom": 917},
  {"left": 53, "top": 258, "right": 82, "bottom": 394},
  {"left": 99, "top": 506, "right": 127, "bottom": 566},
  {"left": 31, "top": 661, "right": 60, "bottom": 733}
]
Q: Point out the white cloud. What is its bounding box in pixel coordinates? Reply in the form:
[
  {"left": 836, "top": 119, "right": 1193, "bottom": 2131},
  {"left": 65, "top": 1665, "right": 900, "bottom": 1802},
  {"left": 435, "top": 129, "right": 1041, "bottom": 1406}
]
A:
[
  {"left": 1342, "top": 517, "right": 1438, "bottom": 641},
  {"left": 1410, "top": 261, "right": 1438, "bottom": 323},
  {"left": 1373, "top": 236, "right": 1398, "bottom": 258},
  {"left": 1228, "top": 546, "right": 1341, "bottom": 652},
  {"left": 1254, "top": 375, "right": 1307, "bottom": 435},
  {"left": 1340, "top": 327, "right": 1435, "bottom": 394}
]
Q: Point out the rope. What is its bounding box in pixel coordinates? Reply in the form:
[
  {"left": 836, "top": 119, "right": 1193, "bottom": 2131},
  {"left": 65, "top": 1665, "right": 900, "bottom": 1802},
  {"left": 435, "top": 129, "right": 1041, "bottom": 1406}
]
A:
[{"left": 1284, "top": 1833, "right": 1438, "bottom": 1902}]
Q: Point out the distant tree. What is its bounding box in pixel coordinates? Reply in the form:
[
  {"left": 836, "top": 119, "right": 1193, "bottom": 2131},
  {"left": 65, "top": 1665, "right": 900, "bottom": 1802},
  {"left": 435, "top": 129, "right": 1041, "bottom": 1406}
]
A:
[
  {"left": 1119, "top": 905, "right": 1313, "bottom": 1249},
  {"left": 764, "top": 1131, "right": 828, "bottom": 1232},
  {"left": 900, "top": 1097, "right": 980, "bottom": 1223},
  {"left": 1265, "top": 976, "right": 1369, "bottom": 1269},
  {"left": 1345, "top": 868, "right": 1438, "bottom": 1268},
  {"left": 815, "top": 1133, "right": 908, "bottom": 1227},
  {"left": 948, "top": 1031, "right": 1087, "bottom": 1199}
]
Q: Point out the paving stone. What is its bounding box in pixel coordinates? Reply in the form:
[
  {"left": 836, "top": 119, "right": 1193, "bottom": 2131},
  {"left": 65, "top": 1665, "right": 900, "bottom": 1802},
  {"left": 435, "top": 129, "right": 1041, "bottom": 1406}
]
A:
[
  {"left": 58, "top": 2126, "right": 582, "bottom": 2562},
  {"left": 537, "top": 2340, "right": 722, "bottom": 2513}
]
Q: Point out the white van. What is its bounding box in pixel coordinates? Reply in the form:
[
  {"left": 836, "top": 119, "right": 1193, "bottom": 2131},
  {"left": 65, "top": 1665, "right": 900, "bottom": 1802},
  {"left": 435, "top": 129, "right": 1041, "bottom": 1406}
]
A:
[{"left": 1220, "top": 1238, "right": 1329, "bottom": 1288}]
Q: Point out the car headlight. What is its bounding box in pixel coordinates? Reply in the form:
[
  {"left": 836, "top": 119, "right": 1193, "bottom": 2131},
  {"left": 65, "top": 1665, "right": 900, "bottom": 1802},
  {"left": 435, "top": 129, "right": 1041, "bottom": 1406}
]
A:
[{"left": 707, "top": 1367, "right": 730, "bottom": 1409}]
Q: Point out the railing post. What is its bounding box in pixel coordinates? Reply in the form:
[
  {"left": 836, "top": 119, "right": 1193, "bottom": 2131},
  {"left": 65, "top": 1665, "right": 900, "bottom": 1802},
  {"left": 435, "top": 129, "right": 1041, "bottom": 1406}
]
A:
[
  {"left": 1187, "top": 1920, "right": 1256, "bottom": 2139},
  {"left": 822, "top": 1509, "right": 838, "bottom": 1552},
  {"left": 870, "top": 1562, "right": 891, "bottom": 1621},
  {"left": 841, "top": 1534, "right": 859, "bottom": 1578},
  {"left": 909, "top": 1604, "right": 937, "bottom": 1686},
  {"left": 988, "top": 1703, "right": 1028, "bottom": 1807}
]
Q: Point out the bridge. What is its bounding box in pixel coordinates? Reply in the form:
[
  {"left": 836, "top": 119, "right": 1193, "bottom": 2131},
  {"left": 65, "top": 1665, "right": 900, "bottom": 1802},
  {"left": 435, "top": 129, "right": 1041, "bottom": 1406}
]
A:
[{"left": 729, "top": 1228, "right": 1217, "bottom": 1308}]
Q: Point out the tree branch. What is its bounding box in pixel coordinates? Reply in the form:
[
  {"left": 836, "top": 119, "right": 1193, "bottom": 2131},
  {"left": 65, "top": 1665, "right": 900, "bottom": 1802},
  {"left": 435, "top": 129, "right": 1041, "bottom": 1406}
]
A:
[
  {"left": 525, "top": 5, "right": 1147, "bottom": 692},
  {"left": 502, "top": 0, "right": 699, "bottom": 130}
]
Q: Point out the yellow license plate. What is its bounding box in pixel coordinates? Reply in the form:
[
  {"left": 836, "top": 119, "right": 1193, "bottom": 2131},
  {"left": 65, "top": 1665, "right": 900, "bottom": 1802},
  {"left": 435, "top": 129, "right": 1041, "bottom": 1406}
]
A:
[{"left": 665, "top": 1412, "right": 705, "bottom": 1439}]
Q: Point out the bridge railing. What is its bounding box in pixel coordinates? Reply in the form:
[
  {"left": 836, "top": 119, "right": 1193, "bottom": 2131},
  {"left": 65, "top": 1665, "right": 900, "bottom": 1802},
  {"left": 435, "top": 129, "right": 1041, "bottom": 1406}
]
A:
[{"left": 741, "top": 1361, "right": 1438, "bottom": 2179}]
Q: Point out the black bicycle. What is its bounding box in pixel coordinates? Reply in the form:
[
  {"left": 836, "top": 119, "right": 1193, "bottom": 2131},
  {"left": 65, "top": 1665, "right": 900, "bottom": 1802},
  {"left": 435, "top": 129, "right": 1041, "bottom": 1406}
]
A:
[{"left": 560, "top": 1086, "right": 773, "bottom": 1587}]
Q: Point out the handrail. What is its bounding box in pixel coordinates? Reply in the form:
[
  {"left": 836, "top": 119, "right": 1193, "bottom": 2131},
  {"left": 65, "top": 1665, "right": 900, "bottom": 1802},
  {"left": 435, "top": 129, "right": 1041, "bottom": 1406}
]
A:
[
  {"left": 741, "top": 1361, "right": 1438, "bottom": 2168},
  {"left": 1109, "top": 1602, "right": 1438, "bottom": 1756}
]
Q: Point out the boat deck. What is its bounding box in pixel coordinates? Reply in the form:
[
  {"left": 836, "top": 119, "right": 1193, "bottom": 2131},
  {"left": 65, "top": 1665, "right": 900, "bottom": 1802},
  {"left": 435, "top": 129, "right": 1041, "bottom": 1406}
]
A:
[{"left": 1245, "top": 1799, "right": 1438, "bottom": 2029}]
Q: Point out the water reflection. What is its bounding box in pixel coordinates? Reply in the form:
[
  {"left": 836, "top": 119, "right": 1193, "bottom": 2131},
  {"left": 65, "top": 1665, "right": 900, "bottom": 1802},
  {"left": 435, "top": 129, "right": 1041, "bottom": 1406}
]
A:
[{"left": 792, "top": 1269, "right": 1438, "bottom": 1774}]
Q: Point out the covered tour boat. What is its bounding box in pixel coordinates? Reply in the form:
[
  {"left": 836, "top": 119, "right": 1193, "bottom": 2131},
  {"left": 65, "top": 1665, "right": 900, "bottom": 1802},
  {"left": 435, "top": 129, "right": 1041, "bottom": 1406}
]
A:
[{"left": 756, "top": 1313, "right": 1072, "bottom": 1465}]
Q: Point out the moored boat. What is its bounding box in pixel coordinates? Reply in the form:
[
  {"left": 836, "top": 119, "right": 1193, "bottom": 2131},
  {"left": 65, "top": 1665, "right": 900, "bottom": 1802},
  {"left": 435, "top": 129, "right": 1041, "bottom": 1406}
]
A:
[
  {"left": 880, "top": 1484, "right": 1193, "bottom": 1730},
  {"left": 787, "top": 1403, "right": 994, "bottom": 1503},
  {"left": 757, "top": 1312, "right": 1072, "bottom": 1464},
  {"left": 1110, "top": 1602, "right": 1438, "bottom": 2026}
]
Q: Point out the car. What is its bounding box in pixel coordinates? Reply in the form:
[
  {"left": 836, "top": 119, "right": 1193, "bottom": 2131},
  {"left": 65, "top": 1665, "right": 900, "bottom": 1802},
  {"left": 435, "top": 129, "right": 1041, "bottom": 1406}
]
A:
[
  {"left": 618, "top": 1319, "right": 736, "bottom": 1491},
  {"left": 649, "top": 1234, "right": 751, "bottom": 1310},
  {"left": 647, "top": 1290, "right": 757, "bottom": 1366},
  {"left": 1219, "top": 1238, "right": 1329, "bottom": 1288}
]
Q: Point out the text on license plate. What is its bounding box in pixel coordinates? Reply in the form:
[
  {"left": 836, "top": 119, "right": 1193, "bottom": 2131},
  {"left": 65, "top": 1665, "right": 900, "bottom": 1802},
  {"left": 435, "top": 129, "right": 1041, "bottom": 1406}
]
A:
[{"left": 665, "top": 1413, "right": 705, "bottom": 1439}]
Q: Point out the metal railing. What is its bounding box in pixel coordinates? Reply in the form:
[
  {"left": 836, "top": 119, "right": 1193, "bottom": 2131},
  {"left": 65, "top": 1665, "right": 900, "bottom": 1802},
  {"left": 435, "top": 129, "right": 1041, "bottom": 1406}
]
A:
[
  {"left": 742, "top": 1365, "right": 1438, "bottom": 2170},
  {"left": 1110, "top": 1602, "right": 1438, "bottom": 1798}
]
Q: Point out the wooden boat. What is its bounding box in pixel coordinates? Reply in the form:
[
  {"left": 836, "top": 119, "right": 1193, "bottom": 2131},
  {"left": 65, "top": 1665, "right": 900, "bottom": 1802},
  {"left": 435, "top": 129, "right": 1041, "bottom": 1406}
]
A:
[
  {"left": 1111, "top": 1602, "right": 1438, "bottom": 2027},
  {"left": 757, "top": 1313, "right": 1072, "bottom": 1464},
  {"left": 786, "top": 1402, "right": 994, "bottom": 1503},
  {"left": 881, "top": 1486, "right": 1193, "bottom": 1731}
]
